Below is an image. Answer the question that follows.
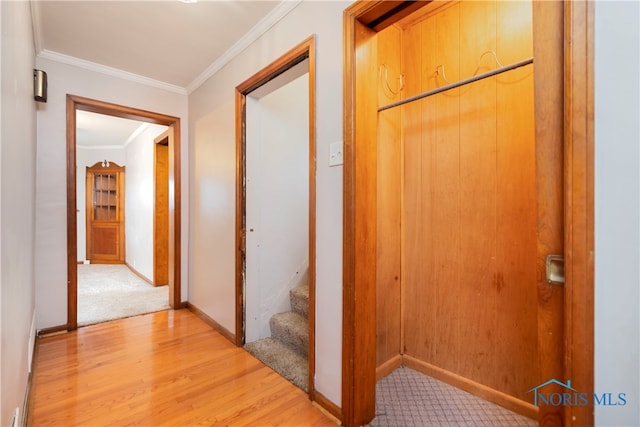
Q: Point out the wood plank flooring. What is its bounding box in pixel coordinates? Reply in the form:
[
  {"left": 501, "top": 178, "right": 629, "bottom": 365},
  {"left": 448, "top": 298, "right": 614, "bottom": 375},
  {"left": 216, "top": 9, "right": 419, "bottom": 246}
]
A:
[{"left": 28, "top": 309, "right": 337, "bottom": 426}]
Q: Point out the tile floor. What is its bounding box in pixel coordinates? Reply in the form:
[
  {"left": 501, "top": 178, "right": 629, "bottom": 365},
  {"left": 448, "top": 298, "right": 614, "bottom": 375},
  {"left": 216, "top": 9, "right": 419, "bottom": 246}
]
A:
[{"left": 371, "top": 367, "right": 538, "bottom": 427}]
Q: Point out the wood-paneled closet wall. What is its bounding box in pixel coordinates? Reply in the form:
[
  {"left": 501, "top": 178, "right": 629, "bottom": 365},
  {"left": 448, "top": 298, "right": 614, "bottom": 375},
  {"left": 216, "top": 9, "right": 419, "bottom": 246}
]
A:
[{"left": 376, "top": 0, "right": 537, "bottom": 413}]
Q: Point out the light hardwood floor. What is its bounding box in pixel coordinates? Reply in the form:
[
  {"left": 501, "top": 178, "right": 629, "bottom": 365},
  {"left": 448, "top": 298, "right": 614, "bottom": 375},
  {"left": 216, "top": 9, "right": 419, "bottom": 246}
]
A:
[{"left": 28, "top": 309, "right": 337, "bottom": 426}]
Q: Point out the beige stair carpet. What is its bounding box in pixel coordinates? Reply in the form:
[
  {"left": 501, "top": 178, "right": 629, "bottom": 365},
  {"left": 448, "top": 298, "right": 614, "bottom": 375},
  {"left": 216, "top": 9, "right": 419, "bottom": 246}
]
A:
[
  {"left": 78, "top": 264, "right": 170, "bottom": 326},
  {"left": 244, "top": 282, "right": 309, "bottom": 392}
]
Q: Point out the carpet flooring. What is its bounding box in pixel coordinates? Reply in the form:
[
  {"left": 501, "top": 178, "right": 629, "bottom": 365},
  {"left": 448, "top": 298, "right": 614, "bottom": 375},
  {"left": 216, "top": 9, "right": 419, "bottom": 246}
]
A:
[
  {"left": 371, "top": 367, "right": 538, "bottom": 427},
  {"left": 77, "top": 264, "right": 170, "bottom": 327}
]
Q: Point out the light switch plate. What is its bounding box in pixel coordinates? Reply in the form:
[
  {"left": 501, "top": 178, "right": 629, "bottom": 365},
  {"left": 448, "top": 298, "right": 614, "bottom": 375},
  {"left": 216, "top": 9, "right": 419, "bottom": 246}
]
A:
[{"left": 329, "top": 141, "right": 343, "bottom": 167}]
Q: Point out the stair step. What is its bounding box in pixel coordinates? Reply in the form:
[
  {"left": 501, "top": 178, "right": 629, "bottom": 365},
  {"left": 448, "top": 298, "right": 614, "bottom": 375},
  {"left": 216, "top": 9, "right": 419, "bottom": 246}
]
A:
[
  {"left": 244, "top": 338, "right": 308, "bottom": 392},
  {"left": 270, "top": 311, "right": 308, "bottom": 357},
  {"left": 290, "top": 283, "right": 309, "bottom": 318}
]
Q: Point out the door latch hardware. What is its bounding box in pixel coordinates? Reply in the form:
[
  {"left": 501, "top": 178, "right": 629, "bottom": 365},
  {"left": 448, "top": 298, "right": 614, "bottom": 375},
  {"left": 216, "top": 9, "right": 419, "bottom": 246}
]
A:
[{"left": 546, "top": 255, "right": 565, "bottom": 286}]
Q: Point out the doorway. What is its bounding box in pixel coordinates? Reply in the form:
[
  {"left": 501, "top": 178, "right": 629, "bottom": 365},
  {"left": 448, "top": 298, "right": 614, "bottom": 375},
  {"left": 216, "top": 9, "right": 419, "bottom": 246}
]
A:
[
  {"left": 342, "top": 1, "right": 594, "bottom": 427},
  {"left": 235, "top": 36, "right": 316, "bottom": 396},
  {"left": 67, "top": 95, "right": 182, "bottom": 330}
]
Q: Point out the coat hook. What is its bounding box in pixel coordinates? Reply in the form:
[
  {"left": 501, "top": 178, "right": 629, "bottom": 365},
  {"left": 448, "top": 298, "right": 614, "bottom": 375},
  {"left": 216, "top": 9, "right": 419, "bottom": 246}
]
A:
[{"left": 380, "top": 64, "right": 404, "bottom": 96}]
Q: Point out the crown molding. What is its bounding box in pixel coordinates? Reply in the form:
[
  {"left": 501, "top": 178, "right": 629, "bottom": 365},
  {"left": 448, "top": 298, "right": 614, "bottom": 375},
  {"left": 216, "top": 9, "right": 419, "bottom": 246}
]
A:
[
  {"left": 30, "top": 0, "right": 44, "bottom": 54},
  {"left": 37, "top": 50, "right": 188, "bottom": 95},
  {"left": 186, "top": 0, "right": 302, "bottom": 94}
]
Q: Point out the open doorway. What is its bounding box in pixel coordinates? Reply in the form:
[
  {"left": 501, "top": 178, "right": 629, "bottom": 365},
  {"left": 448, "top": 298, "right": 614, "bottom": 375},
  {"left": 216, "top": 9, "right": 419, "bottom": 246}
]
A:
[
  {"left": 235, "top": 36, "right": 316, "bottom": 395},
  {"left": 66, "top": 95, "right": 182, "bottom": 330},
  {"left": 74, "top": 110, "right": 170, "bottom": 326}
]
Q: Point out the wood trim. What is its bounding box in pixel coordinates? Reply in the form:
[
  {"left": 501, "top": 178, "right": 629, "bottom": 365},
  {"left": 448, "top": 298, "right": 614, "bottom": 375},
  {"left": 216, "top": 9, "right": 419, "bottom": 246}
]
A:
[
  {"left": 313, "top": 391, "right": 343, "bottom": 423},
  {"left": 36, "top": 324, "right": 69, "bottom": 337},
  {"left": 66, "top": 95, "right": 182, "bottom": 332},
  {"left": 234, "top": 36, "right": 317, "bottom": 398},
  {"left": 66, "top": 95, "right": 78, "bottom": 330},
  {"left": 375, "top": 354, "right": 402, "bottom": 381},
  {"left": 307, "top": 36, "right": 318, "bottom": 403},
  {"left": 362, "top": 1, "right": 428, "bottom": 31},
  {"left": 234, "top": 88, "right": 246, "bottom": 346},
  {"left": 564, "top": 1, "right": 595, "bottom": 425},
  {"left": 125, "top": 262, "right": 153, "bottom": 285},
  {"left": 532, "top": 1, "right": 565, "bottom": 425},
  {"left": 235, "top": 37, "right": 313, "bottom": 94},
  {"left": 168, "top": 120, "right": 182, "bottom": 309},
  {"left": 402, "top": 355, "right": 538, "bottom": 420},
  {"left": 342, "top": 4, "right": 381, "bottom": 426},
  {"left": 187, "top": 303, "right": 236, "bottom": 344}
]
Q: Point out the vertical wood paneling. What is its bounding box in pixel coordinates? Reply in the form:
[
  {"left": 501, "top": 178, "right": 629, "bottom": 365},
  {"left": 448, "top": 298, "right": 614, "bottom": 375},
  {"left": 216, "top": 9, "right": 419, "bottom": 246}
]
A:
[
  {"left": 399, "top": 0, "right": 538, "bottom": 406},
  {"left": 432, "top": 3, "right": 461, "bottom": 374},
  {"left": 376, "top": 25, "right": 403, "bottom": 369},
  {"left": 418, "top": 16, "right": 439, "bottom": 364},
  {"left": 401, "top": 21, "right": 429, "bottom": 361},
  {"left": 495, "top": 0, "right": 537, "bottom": 399},
  {"left": 457, "top": 0, "right": 497, "bottom": 384}
]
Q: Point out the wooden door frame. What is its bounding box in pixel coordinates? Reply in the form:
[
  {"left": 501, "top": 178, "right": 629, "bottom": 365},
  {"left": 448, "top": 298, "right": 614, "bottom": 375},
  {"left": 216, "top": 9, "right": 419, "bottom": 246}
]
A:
[
  {"left": 342, "top": 1, "right": 594, "bottom": 426},
  {"left": 66, "top": 95, "right": 182, "bottom": 331},
  {"left": 235, "top": 35, "right": 317, "bottom": 397}
]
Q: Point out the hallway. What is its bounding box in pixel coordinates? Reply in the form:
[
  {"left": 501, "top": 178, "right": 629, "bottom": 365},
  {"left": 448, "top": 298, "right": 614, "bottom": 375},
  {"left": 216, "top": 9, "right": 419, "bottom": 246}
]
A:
[{"left": 29, "top": 310, "right": 336, "bottom": 426}]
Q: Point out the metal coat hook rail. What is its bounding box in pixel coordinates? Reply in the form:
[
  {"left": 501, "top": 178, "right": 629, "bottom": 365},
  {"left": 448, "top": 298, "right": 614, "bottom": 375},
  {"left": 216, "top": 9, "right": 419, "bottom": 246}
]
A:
[{"left": 378, "top": 57, "right": 534, "bottom": 112}]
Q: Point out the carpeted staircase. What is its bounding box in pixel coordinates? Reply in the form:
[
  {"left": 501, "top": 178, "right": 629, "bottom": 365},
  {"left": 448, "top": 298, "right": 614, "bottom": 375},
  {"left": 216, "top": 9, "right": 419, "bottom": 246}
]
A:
[{"left": 244, "top": 282, "right": 309, "bottom": 392}]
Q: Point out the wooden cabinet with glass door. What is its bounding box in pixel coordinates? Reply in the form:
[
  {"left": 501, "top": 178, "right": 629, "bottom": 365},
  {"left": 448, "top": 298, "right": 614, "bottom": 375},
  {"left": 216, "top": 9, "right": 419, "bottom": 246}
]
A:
[{"left": 86, "top": 161, "right": 125, "bottom": 263}]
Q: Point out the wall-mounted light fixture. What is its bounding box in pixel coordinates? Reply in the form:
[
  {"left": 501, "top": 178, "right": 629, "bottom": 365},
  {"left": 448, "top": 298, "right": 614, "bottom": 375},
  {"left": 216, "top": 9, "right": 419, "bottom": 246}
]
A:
[
  {"left": 101, "top": 159, "right": 111, "bottom": 167},
  {"left": 33, "top": 69, "right": 47, "bottom": 103}
]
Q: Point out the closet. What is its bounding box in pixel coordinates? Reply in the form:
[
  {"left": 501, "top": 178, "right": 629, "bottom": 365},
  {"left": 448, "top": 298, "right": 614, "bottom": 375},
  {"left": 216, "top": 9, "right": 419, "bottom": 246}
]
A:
[{"left": 374, "top": 0, "right": 560, "bottom": 419}]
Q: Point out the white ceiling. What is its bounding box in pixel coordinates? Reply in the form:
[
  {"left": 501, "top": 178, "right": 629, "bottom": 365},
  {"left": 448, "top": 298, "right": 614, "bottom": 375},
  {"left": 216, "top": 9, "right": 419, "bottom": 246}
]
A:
[
  {"left": 76, "top": 110, "right": 161, "bottom": 148},
  {"left": 33, "top": 0, "right": 294, "bottom": 146},
  {"left": 32, "top": 0, "right": 286, "bottom": 90}
]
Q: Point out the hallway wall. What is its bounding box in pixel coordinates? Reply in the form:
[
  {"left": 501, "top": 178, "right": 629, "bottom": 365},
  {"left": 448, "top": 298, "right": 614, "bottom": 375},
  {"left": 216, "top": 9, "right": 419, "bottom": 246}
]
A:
[
  {"left": 0, "top": 2, "right": 37, "bottom": 425},
  {"left": 594, "top": 1, "right": 640, "bottom": 425},
  {"left": 125, "top": 124, "right": 169, "bottom": 281},
  {"left": 34, "top": 58, "right": 188, "bottom": 329},
  {"left": 189, "top": 1, "right": 348, "bottom": 406}
]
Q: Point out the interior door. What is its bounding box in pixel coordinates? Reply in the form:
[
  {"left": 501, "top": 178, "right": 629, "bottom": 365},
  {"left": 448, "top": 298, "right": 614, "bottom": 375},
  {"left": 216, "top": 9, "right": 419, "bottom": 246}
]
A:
[
  {"left": 154, "top": 133, "right": 169, "bottom": 286},
  {"left": 86, "top": 161, "right": 125, "bottom": 263}
]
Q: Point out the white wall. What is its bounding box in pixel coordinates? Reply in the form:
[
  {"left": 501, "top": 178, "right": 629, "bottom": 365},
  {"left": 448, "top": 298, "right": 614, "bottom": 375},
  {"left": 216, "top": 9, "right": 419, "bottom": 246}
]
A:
[
  {"left": 245, "top": 74, "right": 309, "bottom": 342},
  {"left": 35, "top": 58, "right": 188, "bottom": 329},
  {"left": 76, "top": 147, "right": 126, "bottom": 262},
  {"left": 189, "top": 0, "right": 348, "bottom": 405},
  {"left": 125, "top": 124, "right": 168, "bottom": 280},
  {"left": 594, "top": 2, "right": 640, "bottom": 426},
  {"left": 0, "top": 1, "right": 37, "bottom": 425}
]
